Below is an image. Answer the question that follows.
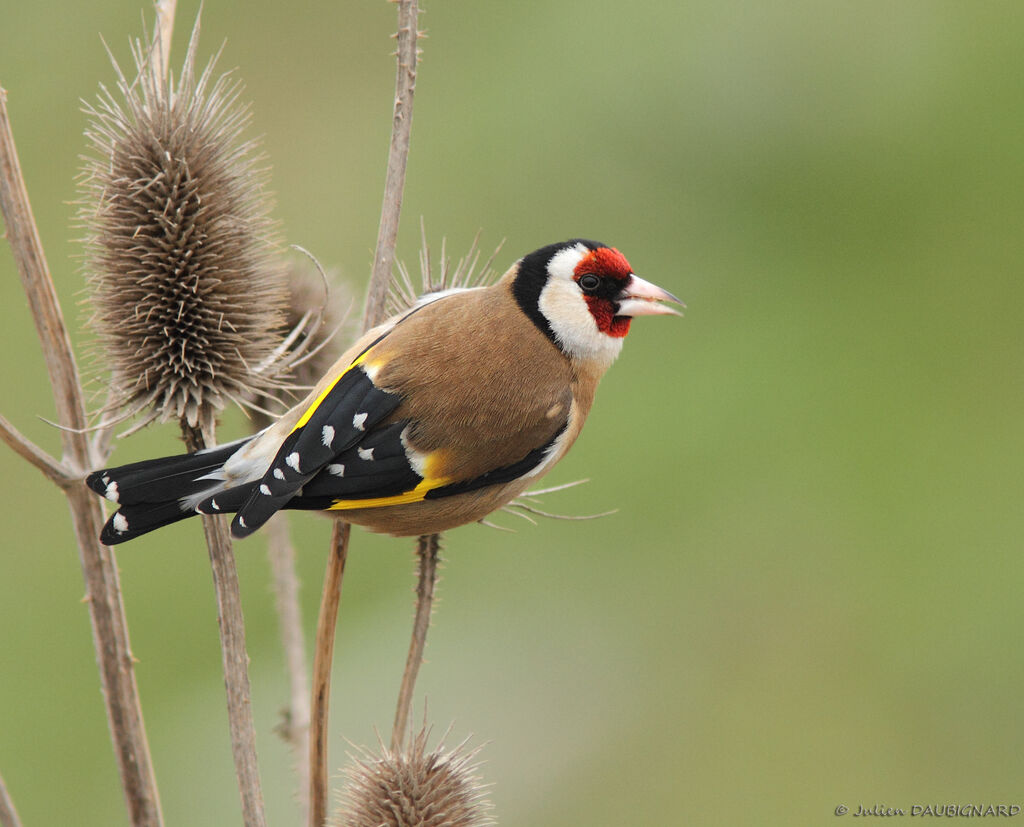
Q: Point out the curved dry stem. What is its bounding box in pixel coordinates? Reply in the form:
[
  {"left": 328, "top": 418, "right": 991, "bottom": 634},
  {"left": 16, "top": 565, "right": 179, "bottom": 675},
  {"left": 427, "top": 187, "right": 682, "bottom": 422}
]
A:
[
  {"left": 0, "top": 413, "right": 72, "bottom": 487},
  {"left": 309, "top": 520, "right": 351, "bottom": 827},
  {"left": 183, "top": 414, "right": 266, "bottom": 827},
  {"left": 0, "top": 87, "right": 163, "bottom": 827},
  {"left": 391, "top": 533, "right": 441, "bottom": 752}
]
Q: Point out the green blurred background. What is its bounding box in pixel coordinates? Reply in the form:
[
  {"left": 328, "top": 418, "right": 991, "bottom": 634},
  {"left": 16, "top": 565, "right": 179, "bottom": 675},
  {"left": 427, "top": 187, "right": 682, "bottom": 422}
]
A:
[{"left": 2, "top": 1, "right": 1023, "bottom": 824}]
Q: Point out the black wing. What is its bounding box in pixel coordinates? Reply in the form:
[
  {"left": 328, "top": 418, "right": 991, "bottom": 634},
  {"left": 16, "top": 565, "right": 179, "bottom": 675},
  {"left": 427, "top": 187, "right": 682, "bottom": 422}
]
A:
[{"left": 223, "top": 360, "right": 403, "bottom": 537}]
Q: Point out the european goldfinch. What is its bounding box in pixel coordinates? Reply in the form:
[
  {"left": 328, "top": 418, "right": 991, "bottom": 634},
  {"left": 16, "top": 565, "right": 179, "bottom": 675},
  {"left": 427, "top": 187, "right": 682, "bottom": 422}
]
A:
[{"left": 87, "top": 239, "right": 681, "bottom": 544}]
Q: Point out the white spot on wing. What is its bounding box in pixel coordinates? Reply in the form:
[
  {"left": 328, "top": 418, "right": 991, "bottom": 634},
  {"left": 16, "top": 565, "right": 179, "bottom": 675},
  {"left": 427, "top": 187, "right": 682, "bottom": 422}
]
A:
[
  {"left": 105, "top": 481, "right": 119, "bottom": 503},
  {"left": 112, "top": 513, "right": 129, "bottom": 534},
  {"left": 210, "top": 499, "right": 220, "bottom": 511},
  {"left": 327, "top": 464, "right": 345, "bottom": 477},
  {"left": 286, "top": 452, "right": 301, "bottom": 472},
  {"left": 273, "top": 468, "right": 285, "bottom": 480},
  {"left": 260, "top": 484, "right": 271, "bottom": 496},
  {"left": 238, "top": 516, "right": 247, "bottom": 528},
  {"left": 322, "top": 425, "right": 335, "bottom": 446},
  {"left": 352, "top": 412, "right": 368, "bottom": 431},
  {"left": 357, "top": 447, "right": 374, "bottom": 461}
]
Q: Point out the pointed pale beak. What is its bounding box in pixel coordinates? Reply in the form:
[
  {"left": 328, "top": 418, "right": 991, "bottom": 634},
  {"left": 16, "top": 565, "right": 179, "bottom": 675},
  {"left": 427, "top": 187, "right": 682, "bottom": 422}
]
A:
[{"left": 615, "top": 274, "right": 685, "bottom": 317}]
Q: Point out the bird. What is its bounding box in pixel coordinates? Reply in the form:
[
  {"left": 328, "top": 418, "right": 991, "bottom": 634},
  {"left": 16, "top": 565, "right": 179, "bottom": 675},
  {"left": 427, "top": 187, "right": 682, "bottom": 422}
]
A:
[{"left": 86, "top": 239, "right": 682, "bottom": 544}]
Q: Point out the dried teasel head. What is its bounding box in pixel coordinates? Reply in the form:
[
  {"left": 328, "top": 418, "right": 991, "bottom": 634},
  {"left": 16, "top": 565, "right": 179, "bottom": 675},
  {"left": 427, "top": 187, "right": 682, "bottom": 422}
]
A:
[
  {"left": 333, "top": 729, "right": 494, "bottom": 827},
  {"left": 79, "top": 21, "right": 288, "bottom": 429},
  {"left": 249, "top": 253, "right": 354, "bottom": 424}
]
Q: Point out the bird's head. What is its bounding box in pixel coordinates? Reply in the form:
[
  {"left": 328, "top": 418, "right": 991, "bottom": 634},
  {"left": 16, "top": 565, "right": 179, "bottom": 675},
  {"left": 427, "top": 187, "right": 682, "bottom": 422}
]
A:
[{"left": 511, "top": 239, "right": 682, "bottom": 363}]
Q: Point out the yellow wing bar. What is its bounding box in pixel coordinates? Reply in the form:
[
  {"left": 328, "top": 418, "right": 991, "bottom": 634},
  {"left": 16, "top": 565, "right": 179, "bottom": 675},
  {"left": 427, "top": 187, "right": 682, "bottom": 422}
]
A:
[{"left": 326, "top": 476, "right": 451, "bottom": 511}]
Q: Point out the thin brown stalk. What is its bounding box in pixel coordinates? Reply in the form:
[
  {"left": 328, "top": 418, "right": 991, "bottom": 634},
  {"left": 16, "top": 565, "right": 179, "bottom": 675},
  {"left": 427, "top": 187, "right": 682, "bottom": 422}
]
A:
[
  {"left": 0, "top": 86, "right": 163, "bottom": 827},
  {"left": 391, "top": 533, "right": 440, "bottom": 752},
  {"left": 0, "top": 770, "right": 23, "bottom": 827},
  {"left": 308, "top": 3, "right": 421, "bottom": 822},
  {"left": 265, "top": 514, "right": 311, "bottom": 822},
  {"left": 182, "top": 416, "right": 266, "bottom": 827},
  {"left": 131, "top": 10, "right": 266, "bottom": 819},
  {"left": 252, "top": 400, "right": 313, "bottom": 817},
  {"left": 362, "top": 0, "right": 420, "bottom": 331},
  {"left": 309, "top": 520, "right": 351, "bottom": 827}
]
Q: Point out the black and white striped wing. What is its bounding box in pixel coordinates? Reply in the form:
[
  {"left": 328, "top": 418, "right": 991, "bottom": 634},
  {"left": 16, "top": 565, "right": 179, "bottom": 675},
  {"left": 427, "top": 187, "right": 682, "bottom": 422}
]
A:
[{"left": 212, "top": 359, "right": 403, "bottom": 537}]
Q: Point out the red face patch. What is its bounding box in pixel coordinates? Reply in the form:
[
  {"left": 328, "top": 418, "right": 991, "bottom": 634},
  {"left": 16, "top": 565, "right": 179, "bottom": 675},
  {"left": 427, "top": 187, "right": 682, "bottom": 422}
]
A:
[
  {"left": 584, "top": 297, "right": 632, "bottom": 337},
  {"left": 573, "top": 246, "right": 633, "bottom": 281},
  {"left": 575, "top": 246, "right": 634, "bottom": 338}
]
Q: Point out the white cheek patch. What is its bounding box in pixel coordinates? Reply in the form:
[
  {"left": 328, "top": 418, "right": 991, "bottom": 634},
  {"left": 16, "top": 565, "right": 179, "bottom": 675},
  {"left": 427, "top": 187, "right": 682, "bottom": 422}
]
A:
[
  {"left": 538, "top": 277, "right": 624, "bottom": 365},
  {"left": 546, "top": 243, "right": 589, "bottom": 280}
]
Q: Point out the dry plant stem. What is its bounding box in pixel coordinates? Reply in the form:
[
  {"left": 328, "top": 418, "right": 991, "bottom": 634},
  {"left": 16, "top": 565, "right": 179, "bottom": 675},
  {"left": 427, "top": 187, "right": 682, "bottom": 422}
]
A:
[
  {"left": 391, "top": 533, "right": 440, "bottom": 752},
  {"left": 250, "top": 405, "right": 311, "bottom": 817},
  {"left": 265, "top": 515, "right": 311, "bottom": 820},
  {"left": 308, "top": 520, "right": 351, "bottom": 827},
  {"left": 0, "top": 770, "right": 23, "bottom": 827},
  {"left": 308, "top": 2, "right": 421, "bottom": 821},
  {"left": 362, "top": 0, "right": 420, "bottom": 330},
  {"left": 182, "top": 417, "right": 267, "bottom": 827},
  {"left": 182, "top": 419, "right": 266, "bottom": 826},
  {"left": 0, "top": 87, "right": 164, "bottom": 827},
  {"left": 0, "top": 412, "right": 72, "bottom": 486}
]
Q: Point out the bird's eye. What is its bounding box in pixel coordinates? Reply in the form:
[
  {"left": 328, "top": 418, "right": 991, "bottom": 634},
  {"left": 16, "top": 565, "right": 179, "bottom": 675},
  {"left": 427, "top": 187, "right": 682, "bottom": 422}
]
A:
[{"left": 578, "top": 274, "right": 601, "bottom": 293}]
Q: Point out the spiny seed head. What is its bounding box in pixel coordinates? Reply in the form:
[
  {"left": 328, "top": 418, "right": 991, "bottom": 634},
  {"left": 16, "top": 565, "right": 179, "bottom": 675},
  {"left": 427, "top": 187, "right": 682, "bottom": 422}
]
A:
[
  {"left": 249, "top": 255, "right": 353, "bottom": 421},
  {"left": 79, "top": 23, "right": 287, "bottom": 427},
  {"left": 389, "top": 228, "right": 504, "bottom": 317},
  {"left": 333, "top": 730, "right": 494, "bottom": 827},
  {"left": 276, "top": 258, "right": 351, "bottom": 393}
]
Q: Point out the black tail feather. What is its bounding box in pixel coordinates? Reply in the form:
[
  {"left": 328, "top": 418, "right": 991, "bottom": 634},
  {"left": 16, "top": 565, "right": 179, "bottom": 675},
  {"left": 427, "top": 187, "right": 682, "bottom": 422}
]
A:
[
  {"left": 196, "top": 483, "right": 259, "bottom": 517},
  {"left": 98, "top": 501, "right": 196, "bottom": 546},
  {"left": 88, "top": 437, "right": 253, "bottom": 545},
  {"left": 86, "top": 440, "right": 247, "bottom": 506}
]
